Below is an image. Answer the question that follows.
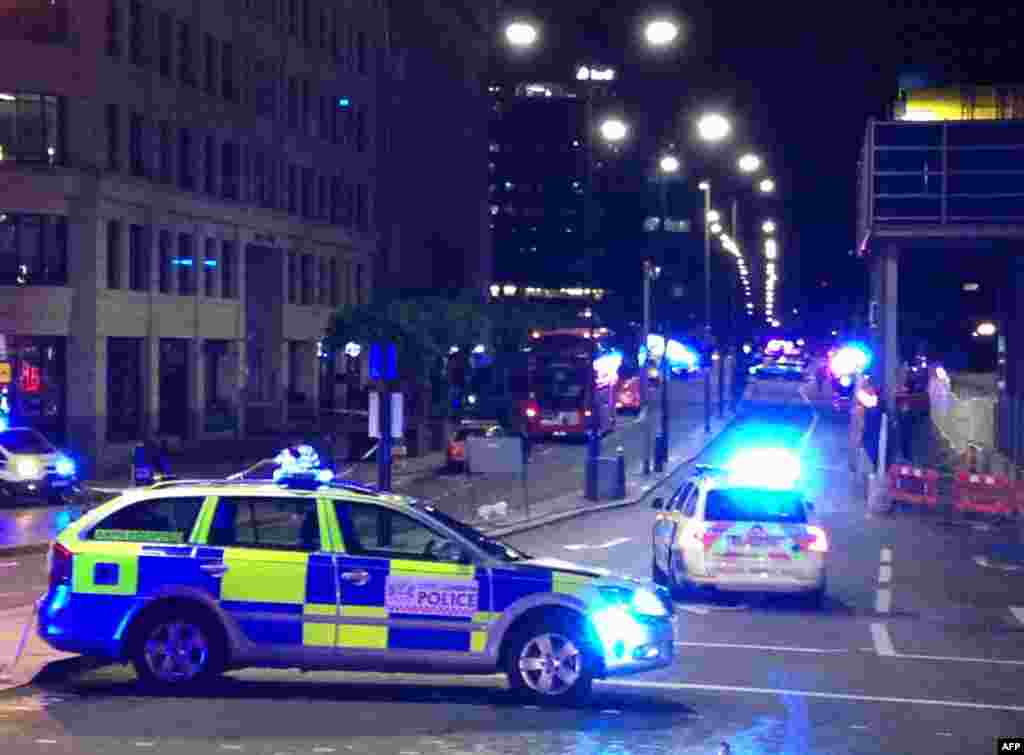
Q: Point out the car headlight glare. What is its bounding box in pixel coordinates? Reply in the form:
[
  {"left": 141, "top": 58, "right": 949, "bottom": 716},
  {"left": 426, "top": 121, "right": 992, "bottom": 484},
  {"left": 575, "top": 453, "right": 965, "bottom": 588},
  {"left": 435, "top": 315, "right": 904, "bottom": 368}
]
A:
[
  {"left": 56, "top": 456, "right": 76, "bottom": 478},
  {"left": 16, "top": 458, "right": 41, "bottom": 479},
  {"left": 631, "top": 588, "right": 669, "bottom": 617}
]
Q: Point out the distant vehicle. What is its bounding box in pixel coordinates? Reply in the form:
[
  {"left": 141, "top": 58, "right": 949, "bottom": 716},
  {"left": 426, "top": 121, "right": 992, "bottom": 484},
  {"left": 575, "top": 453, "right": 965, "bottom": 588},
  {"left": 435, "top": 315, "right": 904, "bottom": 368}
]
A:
[
  {"left": 651, "top": 450, "right": 827, "bottom": 606},
  {"left": 615, "top": 372, "right": 643, "bottom": 413},
  {"left": 0, "top": 427, "right": 79, "bottom": 505},
  {"left": 522, "top": 330, "right": 621, "bottom": 439},
  {"left": 447, "top": 421, "right": 507, "bottom": 471},
  {"left": 750, "top": 338, "right": 806, "bottom": 380}
]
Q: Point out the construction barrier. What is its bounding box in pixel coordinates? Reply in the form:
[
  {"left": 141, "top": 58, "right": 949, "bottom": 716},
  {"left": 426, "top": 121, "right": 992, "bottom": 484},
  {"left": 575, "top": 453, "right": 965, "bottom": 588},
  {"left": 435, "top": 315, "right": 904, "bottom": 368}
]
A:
[
  {"left": 953, "top": 471, "right": 1013, "bottom": 515},
  {"left": 887, "top": 465, "right": 940, "bottom": 507}
]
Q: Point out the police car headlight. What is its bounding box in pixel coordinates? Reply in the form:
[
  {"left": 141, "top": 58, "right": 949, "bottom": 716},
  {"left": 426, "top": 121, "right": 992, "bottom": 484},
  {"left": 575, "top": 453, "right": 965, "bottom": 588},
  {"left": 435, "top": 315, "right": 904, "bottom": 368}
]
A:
[
  {"left": 55, "top": 456, "right": 76, "bottom": 478},
  {"left": 631, "top": 588, "right": 669, "bottom": 617},
  {"left": 16, "top": 458, "right": 41, "bottom": 479}
]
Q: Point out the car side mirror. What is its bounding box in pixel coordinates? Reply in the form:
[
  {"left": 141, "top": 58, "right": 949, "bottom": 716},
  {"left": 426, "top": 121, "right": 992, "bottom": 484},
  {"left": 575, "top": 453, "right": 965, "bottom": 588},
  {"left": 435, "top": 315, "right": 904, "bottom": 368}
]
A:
[{"left": 651, "top": 497, "right": 665, "bottom": 510}]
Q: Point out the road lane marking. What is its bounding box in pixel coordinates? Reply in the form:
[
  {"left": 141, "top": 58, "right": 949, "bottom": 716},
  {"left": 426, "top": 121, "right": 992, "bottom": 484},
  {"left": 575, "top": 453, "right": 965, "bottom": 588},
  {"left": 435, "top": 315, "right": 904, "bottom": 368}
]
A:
[
  {"left": 605, "top": 679, "right": 1024, "bottom": 712},
  {"left": 878, "top": 565, "right": 892, "bottom": 584},
  {"left": 884, "top": 651, "right": 1024, "bottom": 667},
  {"left": 880, "top": 548, "right": 892, "bottom": 563},
  {"left": 849, "top": 724, "right": 869, "bottom": 730},
  {"left": 870, "top": 623, "right": 895, "bottom": 656},
  {"left": 875, "top": 588, "right": 891, "bottom": 614},
  {"left": 676, "top": 641, "right": 847, "bottom": 655},
  {"left": 563, "top": 544, "right": 588, "bottom": 551},
  {"left": 599, "top": 537, "right": 631, "bottom": 548},
  {"left": 973, "top": 556, "right": 1022, "bottom": 571},
  {"left": 678, "top": 605, "right": 710, "bottom": 615},
  {"left": 1011, "top": 607, "right": 1024, "bottom": 624},
  {"left": 0, "top": 562, "right": 18, "bottom": 569},
  {"left": 936, "top": 732, "right": 954, "bottom": 737}
]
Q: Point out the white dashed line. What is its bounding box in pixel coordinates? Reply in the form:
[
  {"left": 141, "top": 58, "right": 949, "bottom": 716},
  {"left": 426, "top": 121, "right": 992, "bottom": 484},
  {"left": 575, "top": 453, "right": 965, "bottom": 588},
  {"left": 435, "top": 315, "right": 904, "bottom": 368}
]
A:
[
  {"left": 35, "top": 740, "right": 57, "bottom": 745},
  {"left": 886, "top": 651, "right": 1024, "bottom": 667},
  {"left": 974, "top": 556, "right": 1022, "bottom": 571},
  {"left": 522, "top": 705, "right": 540, "bottom": 710},
  {"left": 312, "top": 748, "right": 336, "bottom": 753},
  {"left": 880, "top": 548, "right": 892, "bottom": 563},
  {"left": 849, "top": 724, "right": 869, "bottom": 730},
  {"left": 220, "top": 746, "right": 244, "bottom": 751},
  {"left": 678, "top": 605, "right": 710, "bottom": 615},
  {"left": 875, "top": 588, "right": 891, "bottom": 614},
  {"left": 936, "top": 732, "right": 954, "bottom": 737},
  {"left": 606, "top": 679, "right": 1024, "bottom": 712},
  {"left": 878, "top": 565, "right": 892, "bottom": 584},
  {"left": 870, "top": 623, "right": 896, "bottom": 657},
  {"left": 1010, "top": 606, "right": 1024, "bottom": 624},
  {"left": 134, "top": 743, "right": 156, "bottom": 748}
]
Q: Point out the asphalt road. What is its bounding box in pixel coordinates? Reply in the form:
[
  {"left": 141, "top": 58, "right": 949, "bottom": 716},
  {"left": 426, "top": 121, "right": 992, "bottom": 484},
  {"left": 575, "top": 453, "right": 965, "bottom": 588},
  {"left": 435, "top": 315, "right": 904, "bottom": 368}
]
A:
[{"left": 2, "top": 377, "right": 1023, "bottom": 754}]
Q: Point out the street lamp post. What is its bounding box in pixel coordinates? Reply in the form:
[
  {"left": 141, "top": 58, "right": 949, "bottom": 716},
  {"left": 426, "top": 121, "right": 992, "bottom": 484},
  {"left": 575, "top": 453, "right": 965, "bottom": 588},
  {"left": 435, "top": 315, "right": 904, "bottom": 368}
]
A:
[
  {"left": 700, "top": 181, "right": 712, "bottom": 433},
  {"left": 642, "top": 260, "right": 655, "bottom": 475},
  {"left": 654, "top": 156, "right": 677, "bottom": 472}
]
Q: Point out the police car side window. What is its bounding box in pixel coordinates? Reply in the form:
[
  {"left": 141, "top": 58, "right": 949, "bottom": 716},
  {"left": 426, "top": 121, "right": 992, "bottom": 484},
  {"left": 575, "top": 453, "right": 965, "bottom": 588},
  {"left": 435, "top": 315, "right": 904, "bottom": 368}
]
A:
[
  {"left": 338, "top": 503, "right": 444, "bottom": 560},
  {"left": 91, "top": 497, "right": 204, "bottom": 543},
  {"left": 670, "top": 483, "right": 694, "bottom": 513},
  {"left": 208, "top": 497, "right": 321, "bottom": 551}
]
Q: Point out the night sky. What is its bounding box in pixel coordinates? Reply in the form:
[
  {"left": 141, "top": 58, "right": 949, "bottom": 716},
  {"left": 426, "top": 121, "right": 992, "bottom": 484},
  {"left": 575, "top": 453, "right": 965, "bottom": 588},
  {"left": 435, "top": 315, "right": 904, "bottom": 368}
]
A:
[{"left": 495, "top": 2, "right": 1024, "bottom": 336}]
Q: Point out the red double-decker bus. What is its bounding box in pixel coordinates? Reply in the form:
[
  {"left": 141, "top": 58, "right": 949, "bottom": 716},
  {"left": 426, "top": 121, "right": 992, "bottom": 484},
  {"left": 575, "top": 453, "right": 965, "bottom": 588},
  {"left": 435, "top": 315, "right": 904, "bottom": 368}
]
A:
[{"left": 520, "top": 329, "right": 621, "bottom": 439}]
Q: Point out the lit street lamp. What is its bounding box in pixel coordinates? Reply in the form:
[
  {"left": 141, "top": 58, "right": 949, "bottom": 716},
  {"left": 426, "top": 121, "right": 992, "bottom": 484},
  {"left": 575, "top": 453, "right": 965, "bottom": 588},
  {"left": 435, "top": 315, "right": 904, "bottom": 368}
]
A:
[
  {"left": 710, "top": 222, "right": 723, "bottom": 235},
  {"left": 738, "top": 153, "right": 761, "bottom": 173},
  {"left": 975, "top": 322, "right": 997, "bottom": 337},
  {"left": 600, "top": 117, "right": 628, "bottom": 142},
  {"left": 504, "top": 21, "right": 539, "bottom": 48},
  {"left": 762, "top": 220, "right": 776, "bottom": 234},
  {"left": 697, "top": 113, "right": 731, "bottom": 143},
  {"left": 759, "top": 177, "right": 776, "bottom": 194},
  {"left": 659, "top": 154, "right": 680, "bottom": 174},
  {"left": 645, "top": 18, "right": 680, "bottom": 47},
  {"left": 706, "top": 209, "right": 721, "bottom": 224}
]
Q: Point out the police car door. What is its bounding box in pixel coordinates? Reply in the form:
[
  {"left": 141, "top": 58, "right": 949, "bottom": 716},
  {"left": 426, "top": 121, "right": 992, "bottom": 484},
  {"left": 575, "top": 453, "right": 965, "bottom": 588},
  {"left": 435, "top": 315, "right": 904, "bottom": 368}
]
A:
[
  {"left": 204, "top": 495, "right": 337, "bottom": 663},
  {"left": 653, "top": 481, "right": 694, "bottom": 574},
  {"left": 333, "top": 500, "right": 488, "bottom": 662}
]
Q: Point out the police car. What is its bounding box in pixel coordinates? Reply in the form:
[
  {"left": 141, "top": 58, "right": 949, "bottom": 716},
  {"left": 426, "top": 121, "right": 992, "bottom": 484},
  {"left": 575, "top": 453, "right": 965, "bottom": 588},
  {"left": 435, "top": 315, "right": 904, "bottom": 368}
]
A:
[
  {"left": 0, "top": 427, "right": 78, "bottom": 505},
  {"left": 38, "top": 446, "right": 673, "bottom": 704},
  {"left": 651, "top": 449, "right": 828, "bottom": 606}
]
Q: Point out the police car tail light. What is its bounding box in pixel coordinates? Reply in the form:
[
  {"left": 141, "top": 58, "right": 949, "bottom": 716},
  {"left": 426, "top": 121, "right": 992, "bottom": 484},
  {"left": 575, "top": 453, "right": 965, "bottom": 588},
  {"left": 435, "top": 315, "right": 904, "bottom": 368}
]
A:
[
  {"left": 806, "top": 526, "right": 829, "bottom": 553},
  {"left": 48, "top": 542, "right": 72, "bottom": 588}
]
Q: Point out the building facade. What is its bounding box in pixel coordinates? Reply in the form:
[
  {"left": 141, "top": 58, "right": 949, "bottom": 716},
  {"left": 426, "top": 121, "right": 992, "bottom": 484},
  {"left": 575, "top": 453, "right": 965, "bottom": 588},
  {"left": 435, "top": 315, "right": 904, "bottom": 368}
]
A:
[{"left": 0, "top": 0, "right": 384, "bottom": 474}]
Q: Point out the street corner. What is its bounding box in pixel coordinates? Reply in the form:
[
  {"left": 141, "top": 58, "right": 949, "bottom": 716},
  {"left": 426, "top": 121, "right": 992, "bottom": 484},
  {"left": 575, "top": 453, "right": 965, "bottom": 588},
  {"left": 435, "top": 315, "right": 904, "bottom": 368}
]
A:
[{"left": 0, "top": 608, "right": 81, "bottom": 694}]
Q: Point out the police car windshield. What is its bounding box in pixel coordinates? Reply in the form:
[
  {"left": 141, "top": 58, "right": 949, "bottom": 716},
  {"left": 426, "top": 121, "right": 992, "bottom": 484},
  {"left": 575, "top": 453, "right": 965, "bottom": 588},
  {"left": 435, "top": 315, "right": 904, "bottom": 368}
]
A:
[
  {"left": 413, "top": 503, "right": 530, "bottom": 561},
  {"left": 705, "top": 488, "right": 807, "bottom": 524},
  {"left": 0, "top": 429, "right": 55, "bottom": 455}
]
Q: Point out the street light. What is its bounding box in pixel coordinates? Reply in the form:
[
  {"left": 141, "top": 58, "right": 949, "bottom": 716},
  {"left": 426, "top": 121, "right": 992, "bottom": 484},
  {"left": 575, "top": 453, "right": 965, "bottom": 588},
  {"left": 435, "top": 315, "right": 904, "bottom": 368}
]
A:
[
  {"left": 600, "top": 117, "right": 628, "bottom": 142},
  {"left": 710, "top": 222, "right": 723, "bottom": 235},
  {"left": 976, "top": 321, "right": 997, "bottom": 337},
  {"left": 706, "top": 209, "right": 721, "bottom": 224},
  {"left": 738, "top": 153, "right": 761, "bottom": 173},
  {"left": 659, "top": 154, "right": 680, "bottom": 174},
  {"left": 504, "top": 21, "right": 539, "bottom": 48},
  {"left": 699, "top": 180, "right": 712, "bottom": 433},
  {"left": 697, "top": 113, "right": 731, "bottom": 143},
  {"left": 759, "top": 177, "right": 776, "bottom": 194},
  {"left": 644, "top": 18, "right": 680, "bottom": 47},
  {"left": 762, "top": 220, "right": 776, "bottom": 234}
]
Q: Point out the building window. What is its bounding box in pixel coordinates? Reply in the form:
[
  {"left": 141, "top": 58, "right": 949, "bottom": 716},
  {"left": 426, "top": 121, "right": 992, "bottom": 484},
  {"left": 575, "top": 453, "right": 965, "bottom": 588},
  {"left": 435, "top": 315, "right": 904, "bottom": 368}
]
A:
[
  {"left": 0, "top": 93, "right": 61, "bottom": 165},
  {"left": 0, "top": 1, "right": 69, "bottom": 44},
  {"left": 318, "top": 174, "right": 328, "bottom": 219},
  {"left": 176, "top": 233, "right": 193, "bottom": 295},
  {"left": 221, "top": 42, "right": 235, "bottom": 101},
  {"left": 107, "top": 220, "right": 122, "bottom": 290},
  {"left": 329, "top": 258, "right": 338, "bottom": 306},
  {"left": 105, "top": 104, "right": 120, "bottom": 171},
  {"left": 287, "top": 251, "right": 298, "bottom": 303},
  {"left": 0, "top": 213, "right": 67, "bottom": 286},
  {"left": 129, "top": 112, "right": 146, "bottom": 177},
  {"left": 356, "top": 30, "right": 367, "bottom": 75},
  {"left": 287, "top": 0, "right": 297, "bottom": 36},
  {"left": 129, "top": 224, "right": 149, "bottom": 291},
  {"left": 287, "top": 77, "right": 298, "bottom": 129},
  {"left": 158, "top": 229, "right": 172, "bottom": 293},
  {"left": 287, "top": 165, "right": 297, "bottom": 214},
  {"left": 158, "top": 122, "right": 172, "bottom": 183},
  {"left": 107, "top": 0, "right": 122, "bottom": 58},
  {"left": 301, "top": 254, "right": 313, "bottom": 305},
  {"left": 300, "top": 167, "right": 312, "bottom": 218},
  {"left": 129, "top": 0, "right": 147, "bottom": 65},
  {"left": 221, "top": 141, "right": 238, "bottom": 200},
  {"left": 178, "top": 127, "right": 193, "bottom": 190},
  {"left": 318, "top": 258, "right": 328, "bottom": 305},
  {"left": 204, "top": 133, "right": 217, "bottom": 195},
  {"left": 107, "top": 338, "right": 143, "bottom": 442},
  {"left": 221, "top": 240, "right": 235, "bottom": 298},
  {"left": 204, "top": 33, "right": 217, "bottom": 95},
  {"left": 204, "top": 238, "right": 217, "bottom": 297},
  {"left": 178, "top": 19, "right": 194, "bottom": 85},
  {"left": 157, "top": 11, "right": 171, "bottom": 78}
]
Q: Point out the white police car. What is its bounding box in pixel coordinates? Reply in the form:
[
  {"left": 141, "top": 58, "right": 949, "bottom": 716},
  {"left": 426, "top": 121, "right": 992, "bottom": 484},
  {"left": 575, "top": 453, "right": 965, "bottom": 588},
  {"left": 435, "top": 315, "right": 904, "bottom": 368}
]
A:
[
  {"left": 0, "top": 427, "right": 78, "bottom": 505},
  {"left": 652, "top": 449, "right": 828, "bottom": 606},
  {"left": 38, "top": 446, "right": 673, "bottom": 704}
]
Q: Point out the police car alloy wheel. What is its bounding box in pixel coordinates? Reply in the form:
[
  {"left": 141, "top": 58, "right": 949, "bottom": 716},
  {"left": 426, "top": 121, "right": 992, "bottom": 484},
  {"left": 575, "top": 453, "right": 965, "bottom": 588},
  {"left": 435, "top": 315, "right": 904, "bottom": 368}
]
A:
[
  {"left": 131, "top": 607, "right": 225, "bottom": 689},
  {"left": 505, "top": 615, "right": 594, "bottom": 704}
]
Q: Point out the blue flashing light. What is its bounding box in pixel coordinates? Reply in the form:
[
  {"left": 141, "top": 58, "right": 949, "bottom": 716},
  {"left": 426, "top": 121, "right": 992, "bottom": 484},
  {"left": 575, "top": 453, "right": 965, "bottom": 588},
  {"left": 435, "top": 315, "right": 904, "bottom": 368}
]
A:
[
  {"left": 646, "top": 334, "right": 666, "bottom": 358},
  {"left": 338, "top": 97, "right": 351, "bottom": 108},
  {"left": 665, "top": 340, "right": 697, "bottom": 367},
  {"left": 830, "top": 343, "right": 871, "bottom": 376},
  {"left": 637, "top": 345, "right": 648, "bottom": 367},
  {"left": 203, "top": 259, "right": 218, "bottom": 268},
  {"left": 171, "top": 258, "right": 194, "bottom": 267},
  {"left": 590, "top": 605, "right": 648, "bottom": 665},
  {"left": 55, "top": 455, "right": 75, "bottom": 478},
  {"left": 273, "top": 445, "right": 333, "bottom": 489},
  {"left": 725, "top": 448, "right": 802, "bottom": 490},
  {"left": 839, "top": 374, "right": 852, "bottom": 388},
  {"left": 593, "top": 350, "right": 623, "bottom": 375}
]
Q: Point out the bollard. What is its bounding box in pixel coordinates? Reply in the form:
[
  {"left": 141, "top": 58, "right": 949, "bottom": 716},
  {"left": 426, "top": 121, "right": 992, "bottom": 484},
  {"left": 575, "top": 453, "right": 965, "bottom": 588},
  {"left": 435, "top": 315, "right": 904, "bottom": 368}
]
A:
[
  {"left": 585, "top": 456, "right": 598, "bottom": 502},
  {"left": 654, "top": 432, "right": 667, "bottom": 473},
  {"left": 615, "top": 446, "right": 627, "bottom": 500}
]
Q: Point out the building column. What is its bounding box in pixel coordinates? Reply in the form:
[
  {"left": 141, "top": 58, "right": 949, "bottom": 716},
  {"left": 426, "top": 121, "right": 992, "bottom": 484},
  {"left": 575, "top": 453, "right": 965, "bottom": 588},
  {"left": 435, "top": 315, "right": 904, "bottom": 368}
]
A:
[
  {"left": 190, "top": 338, "right": 206, "bottom": 441},
  {"left": 143, "top": 335, "right": 160, "bottom": 440},
  {"left": 278, "top": 245, "right": 290, "bottom": 428},
  {"left": 234, "top": 230, "right": 250, "bottom": 438}
]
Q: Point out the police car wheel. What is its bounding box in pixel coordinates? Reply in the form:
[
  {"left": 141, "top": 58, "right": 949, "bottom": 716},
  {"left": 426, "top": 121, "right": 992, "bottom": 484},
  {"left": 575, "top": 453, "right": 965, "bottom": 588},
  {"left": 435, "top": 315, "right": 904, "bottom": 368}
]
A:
[
  {"left": 505, "top": 616, "right": 594, "bottom": 705},
  {"left": 131, "top": 607, "right": 225, "bottom": 690}
]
